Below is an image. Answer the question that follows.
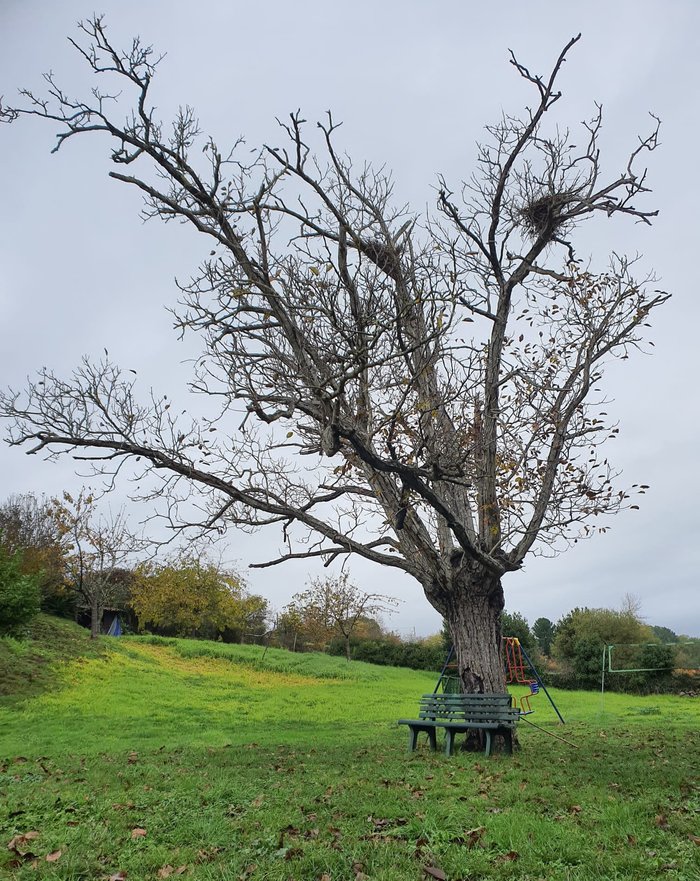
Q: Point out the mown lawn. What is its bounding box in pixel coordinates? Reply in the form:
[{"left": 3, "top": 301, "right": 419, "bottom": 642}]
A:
[{"left": 1, "top": 620, "right": 699, "bottom": 880}]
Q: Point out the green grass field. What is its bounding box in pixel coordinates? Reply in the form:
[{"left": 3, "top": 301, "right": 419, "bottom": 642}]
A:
[{"left": 1, "top": 617, "right": 699, "bottom": 880}]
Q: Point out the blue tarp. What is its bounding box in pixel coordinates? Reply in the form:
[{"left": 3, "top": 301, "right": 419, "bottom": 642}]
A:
[{"left": 106, "top": 615, "right": 122, "bottom": 637}]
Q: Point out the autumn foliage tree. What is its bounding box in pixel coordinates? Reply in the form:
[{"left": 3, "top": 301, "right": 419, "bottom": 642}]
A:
[
  {"left": 0, "top": 493, "right": 70, "bottom": 615},
  {"left": 0, "top": 544, "right": 41, "bottom": 635},
  {"left": 0, "top": 20, "right": 669, "bottom": 691},
  {"left": 131, "top": 557, "right": 267, "bottom": 640}
]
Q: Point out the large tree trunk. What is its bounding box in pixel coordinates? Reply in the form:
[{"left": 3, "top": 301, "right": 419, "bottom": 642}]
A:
[{"left": 441, "top": 570, "right": 506, "bottom": 694}]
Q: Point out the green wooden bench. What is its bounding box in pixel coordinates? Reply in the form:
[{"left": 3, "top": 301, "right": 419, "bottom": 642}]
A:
[{"left": 398, "top": 692, "right": 520, "bottom": 757}]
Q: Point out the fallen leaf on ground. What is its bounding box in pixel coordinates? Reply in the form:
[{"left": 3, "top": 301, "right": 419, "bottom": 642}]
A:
[
  {"left": 451, "top": 826, "right": 486, "bottom": 849},
  {"left": 195, "top": 847, "right": 223, "bottom": 863},
  {"left": 45, "top": 850, "right": 62, "bottom": 862},
  {"left": 109, "top": 873, "right": 127, "bottom": 881},
  {"left": 655, "top": 814, "right": 669, "bottom": 829},
  {"left": 157, "top": 867, "right": 174, "bottom": 878},
  {"left": 424, "top": 867, "right": 446, "bottom": 880},
  {"left": 131, "top": 828, "right": 147, "bottom": 839},
  {"left": 7, "top": 831, "right": 40, "bottom": 859},
  {"left": 689, "top": 835, "right": 700, "bottom": 845},
  {"left": 496, "top": 850, "right": 520, "bottom": 862}
]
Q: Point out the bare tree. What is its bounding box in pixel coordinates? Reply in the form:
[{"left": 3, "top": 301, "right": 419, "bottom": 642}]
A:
[
  {"left": 54, "top": 491, "right": 139, "bottom": 638},
  {"left": 0, "top": 19, "right": 669, "bottom": 689},
  {"left": 288, "top": 574, "right": 399, "bottom": 660}
]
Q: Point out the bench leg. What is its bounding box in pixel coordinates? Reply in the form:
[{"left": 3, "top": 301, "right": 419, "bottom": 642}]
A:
[
  {"left": 444, "top": 729, "right": 455, "bottom": 757},
  {"left": 484, "top": 731, "right": 493, "bottom": 758},
  {"left": 407, "top": 726, "right": 419, "bottom": 753},
  {"left": 428, "top": 728, "right": 437, "bottom": 751},
  {"left": 502, "top": 730, "right": 513, "bottom": 755}
]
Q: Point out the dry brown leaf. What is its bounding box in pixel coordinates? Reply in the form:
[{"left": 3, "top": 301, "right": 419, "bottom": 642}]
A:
[
  {"left": 655, "top": 814, "right": 669, "bottom": 829},
  {"left": 174, "top": 868, "right": 187, "bottom": 876},
  {"left": 109, "top": 873, "right": 127, "bottom": 881},
  {"left": 689, "top": 835, "right": 700, "bottom": 845},
  {"left": 131, "top": 828, "right": 147, "bottom": 839},
  {"left": 424, "top": 867, "right": 447, "bottom": 880},
  {"left": 251, "top": 795, "right": 264, "bottom": 808},
  {"left": 127, "top": 751, "right": 138, "bottom": 765},
  {"left": 352, "top": 860, "right": 366, "bottom": 879},
  {"left": 45, "top": 850, "right": 62, "bottom": 862},
  {"left": 157, "top": 867, "right": 174, "bottom": 879},
  {"left": 320, "top": 875, "right": 331, "bottom": 881},
  {"left": 7, "top": 831, "right": 40, "bottom": 859},
  {"left": 498, "top": 850, "right": 520, "bottom": 862},
  {"left": 195, "top": 847, "right": 222, "bottom": 864}
]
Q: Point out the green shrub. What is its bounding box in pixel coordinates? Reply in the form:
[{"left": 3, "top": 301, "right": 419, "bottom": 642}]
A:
[
  {"left": 328, "top": 637, "right": 444, "bottom": 672},
  {"left": 0, "top": 545, "right": 41, "bottom": 635}
]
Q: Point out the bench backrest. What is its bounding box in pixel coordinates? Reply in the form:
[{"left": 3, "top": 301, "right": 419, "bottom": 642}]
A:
[{"left": 418, "top": 692, "right": 519, "bottom": 726}]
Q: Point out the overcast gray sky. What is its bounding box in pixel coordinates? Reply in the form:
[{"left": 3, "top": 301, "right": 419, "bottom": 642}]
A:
[{"left": 1, "top": 0, "right": 698, "bottom": 638}]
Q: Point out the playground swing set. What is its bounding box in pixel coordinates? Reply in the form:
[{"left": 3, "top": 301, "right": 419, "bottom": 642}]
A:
[{"left": 435, "top": 636, "right": 566, "bottom": 725}]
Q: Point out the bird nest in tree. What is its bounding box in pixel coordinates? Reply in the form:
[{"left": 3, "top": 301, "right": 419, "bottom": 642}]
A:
[
  {"left": 361, "top": 238, "right": 402, "bottom": 277},
  {"left": 519, "top": 191, "right": 572, "bottom": 240}
]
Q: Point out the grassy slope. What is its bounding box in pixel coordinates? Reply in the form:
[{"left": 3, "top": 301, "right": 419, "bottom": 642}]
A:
[
  {"left": 0, "top": 614, "right": 106, "bottom": 704},
  {"left": 1, "top": 622, "right": 699, "bottom": 880}
]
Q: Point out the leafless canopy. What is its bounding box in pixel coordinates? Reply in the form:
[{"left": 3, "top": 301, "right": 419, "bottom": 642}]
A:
[{"left": 0, "top": 20, "right": 668, "bottom": 615}]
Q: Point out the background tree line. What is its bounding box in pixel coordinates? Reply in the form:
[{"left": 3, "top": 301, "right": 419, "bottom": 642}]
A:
[
  {"left": 0, "top": 491, "right": 269, "bottom": 643},
  {"left": 2, "top": 490, "right": 698, "bottom": 693}
]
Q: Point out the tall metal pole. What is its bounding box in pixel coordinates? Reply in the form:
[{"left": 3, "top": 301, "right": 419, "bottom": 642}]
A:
[
  {"left": 434, "top": 645, "right": 455, "bottom": 693},
  {"left": 519, "top": 643, "right": 566, "bottom": 725}
]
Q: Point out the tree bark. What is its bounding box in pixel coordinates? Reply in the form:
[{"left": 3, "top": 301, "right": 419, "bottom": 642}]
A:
[
  {"left": 345, "top": 634, "right": 351, "bottom": 663},
  {"left": 442, "top": 571, "right": 506, "bottom": 694},
  {"left": 90, "top": 599, "right": 101, "bottom": 640}
]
